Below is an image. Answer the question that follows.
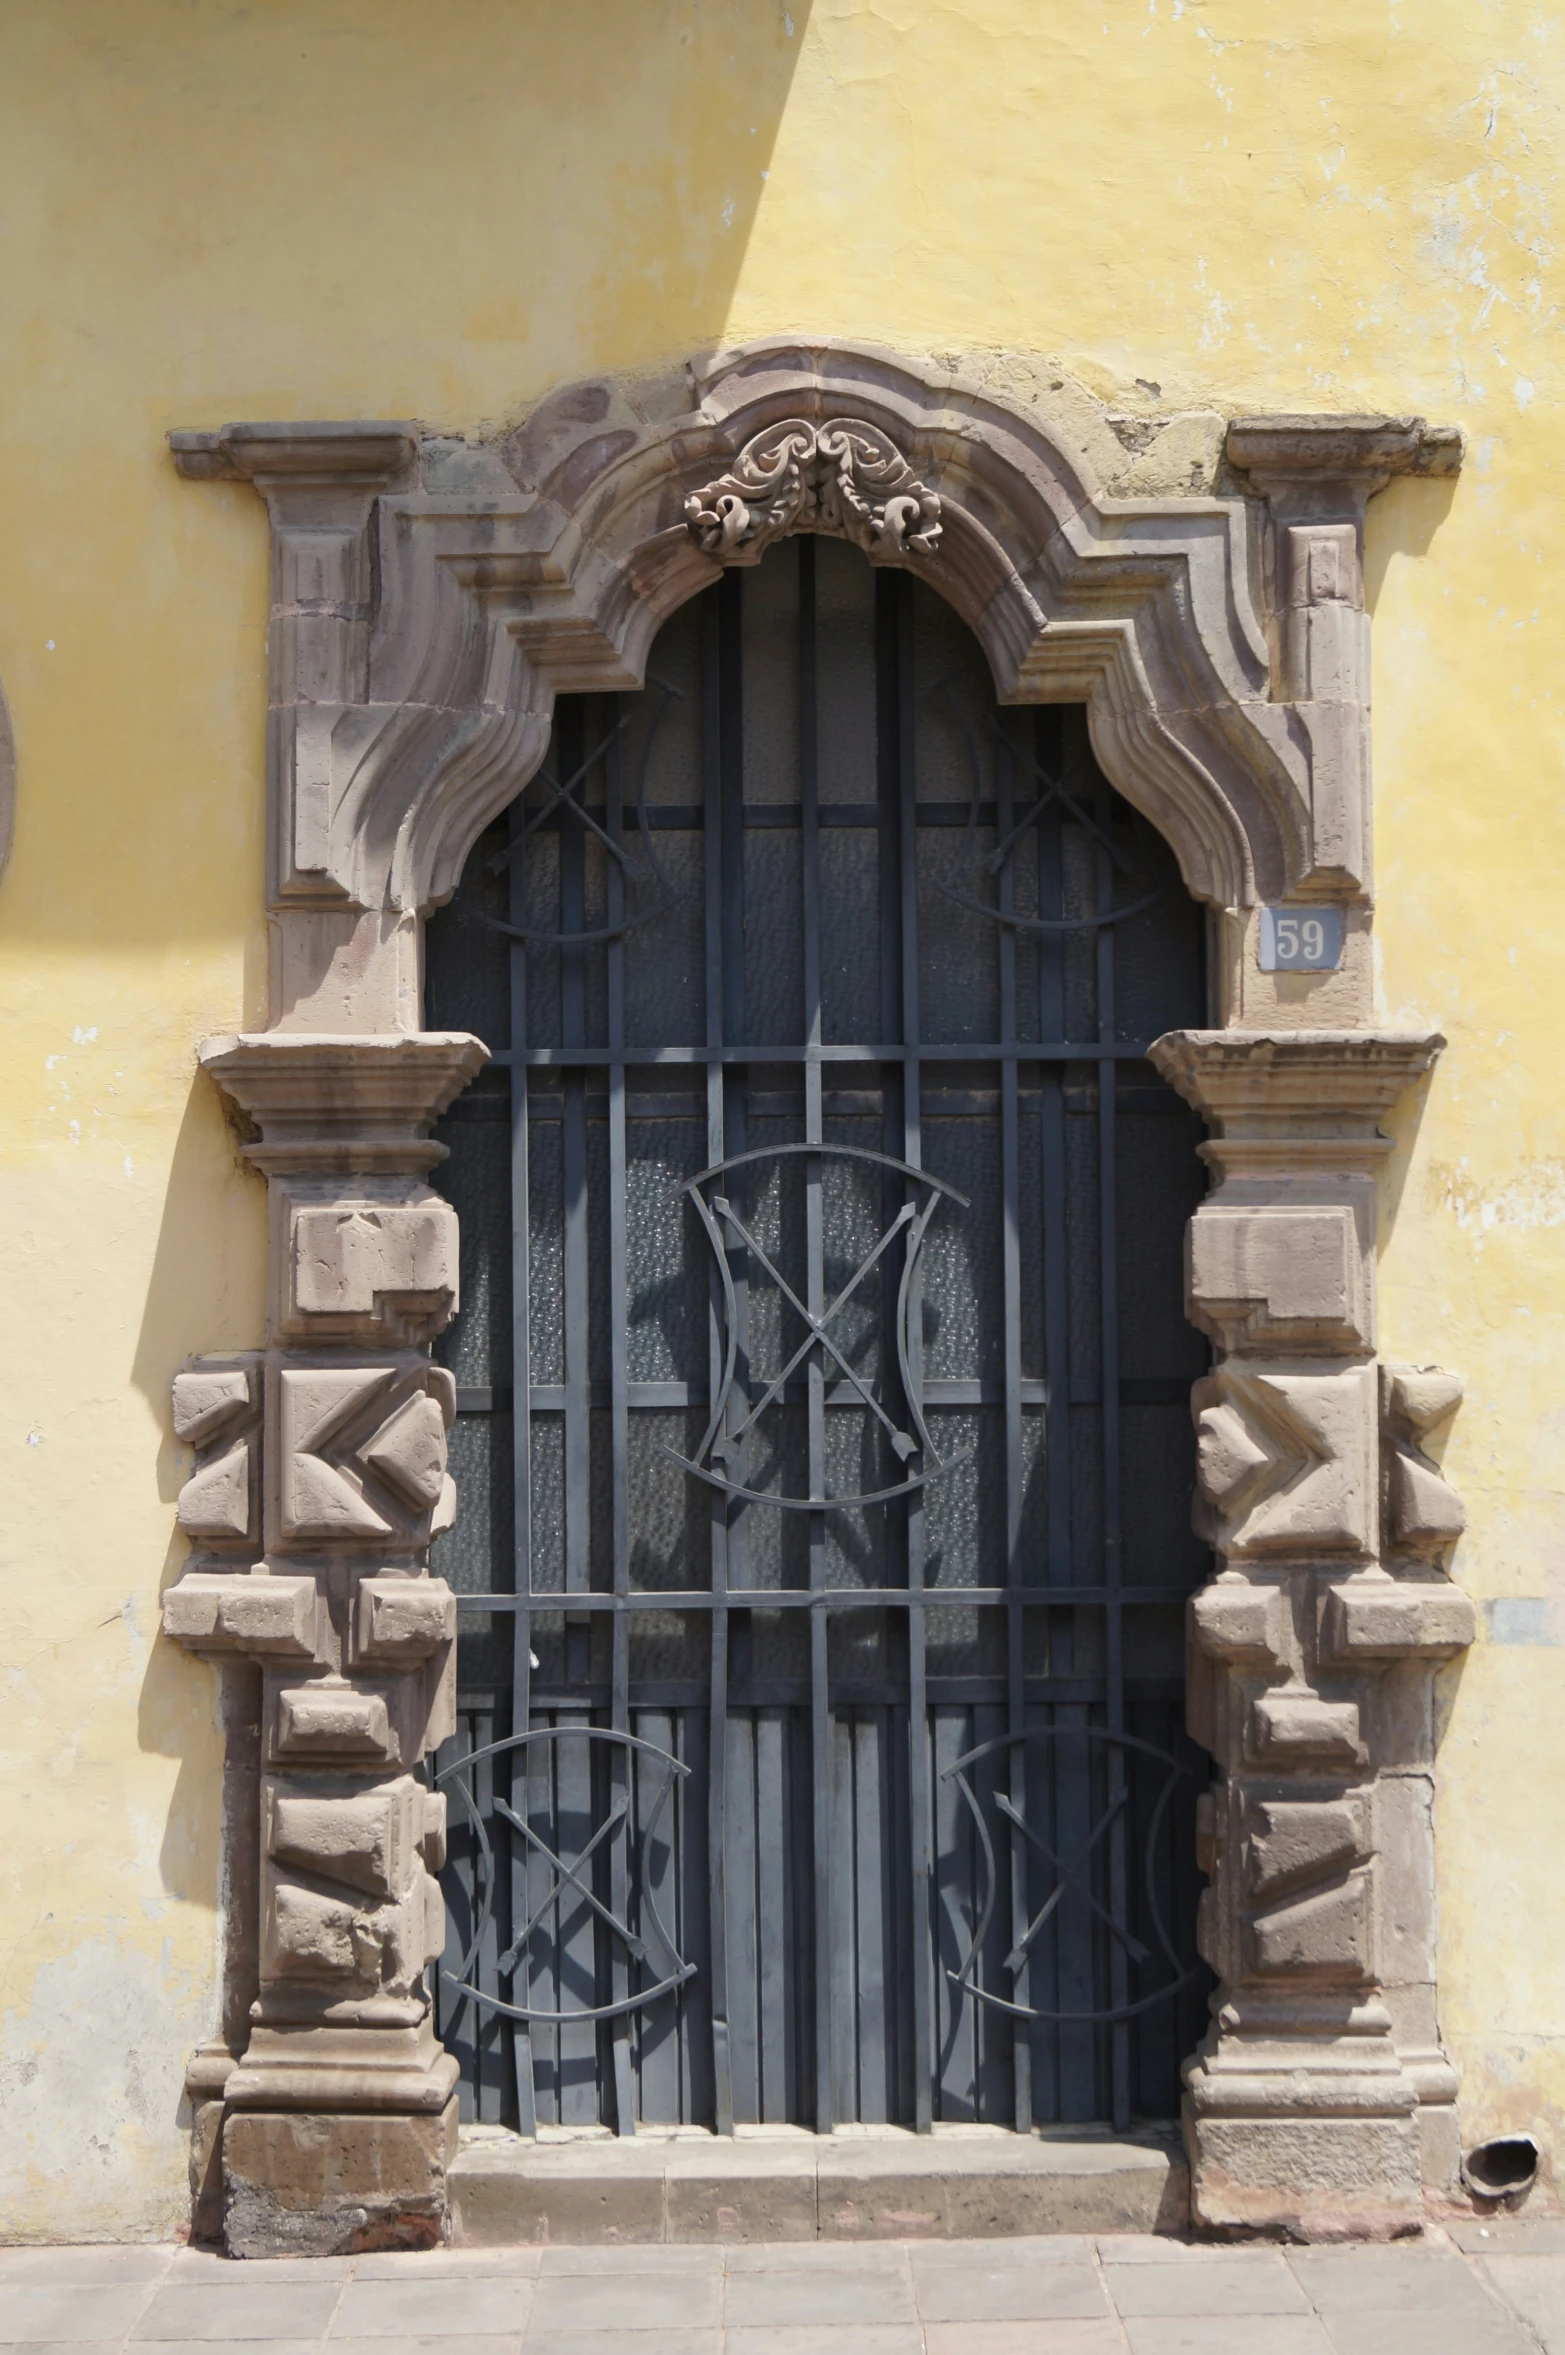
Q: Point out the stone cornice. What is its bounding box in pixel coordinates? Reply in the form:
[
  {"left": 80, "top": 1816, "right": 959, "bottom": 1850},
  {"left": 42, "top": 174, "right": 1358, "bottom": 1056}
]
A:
[
  {"left": 1149, "top": 1028, "right": 1444, "bottom": 1150},
  {"left": 201, "top": 1031, "right": 487, "bottom": 1173},
  {"left": 169, "top": 421, "right": 419, "bottom": 487},
  {"left": 1226, "top": 415, "right": 1463, "bottom": 496}
]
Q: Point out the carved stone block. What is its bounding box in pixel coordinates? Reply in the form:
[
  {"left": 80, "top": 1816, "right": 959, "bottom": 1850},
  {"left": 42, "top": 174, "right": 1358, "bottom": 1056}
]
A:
[
  {"left": 1187, "top": 1203, "right": 1370, "bottom": 1353},
  {"left": 1189, "top": 1576, "right": 1290, "bottom": 1670},
  {"left": 1249, "top": 1692, "right": 1363, "bottom": 1766},
  {"left": 1246, "top": 1797, "right": 1364, "bottom": 1897},
  {"left": 1249, "top": 1876, "right": 1371, "bottom": 1979},
  {"left": 1194, "top": 1366, "right": 1375, "bottom": 1559},
  {"left": 1381, "top": 1364, "right": 1465, "bottom": 1564},
  {"left": 163, "top": 1572, "right": 319, "bottom": 1660},
  {"left": 354, "top": 1573, "right": 457, "bottom": 1668},
  {"left": 1319, "top": 1575, "right": 1476, "bottom": 1663},
  {"left": 269, "top": 1778, "right": 425, "bottom": 1900},
  {"left": 277, "top": 1185, "right": 458, "bottom": 1346},
  {"left": 270, "top": 1357, "right": 456, "bottom": 1550},
  {"left": 273, "top": 1679, "right": 393, "bottom": 1762},
  {"left": 173, "top": 1353, "right": 263, "bottom": 1553}
]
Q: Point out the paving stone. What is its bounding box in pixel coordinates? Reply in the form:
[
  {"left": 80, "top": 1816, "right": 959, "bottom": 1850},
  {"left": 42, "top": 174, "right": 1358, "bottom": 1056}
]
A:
[
  {"left": 923, "top": 2329, "right": 1126, "bottom": 2355},
  {"left": 720, "top": 2260, "right": 917, "bottom": 2336},
  {"left": 1320, "top": 2311, "right": 1535, "bottom": 2355},
  {"left": 128, "top": 2345, "right": 329, "bottom": 2355},
  {"left": 1107, "top": 2254, "right": 1309, "bottom": 2315},
  {"left": 0, "top": 2286, "right": 163, "bottom": 2342},
  {"left": 1477, "top": 2254, "right": 1565, "bottom": 2351},
  {"left": 131, "top": 2285, "right": 343, "bottom": 2342},
  {"left": 722, "top": 2246, "right": 909, "bottom": 2275},
  {"left": 723, "top": 2269, "right": 917, "bottom": 2327},
  {"left": 1094, "top": 2235, "right": 1240, "bottom": 2264},
  {"left": 521, "top": 2334, "right": 717, "bottom": 2355},
  {"left": 914, "top": 2262, "right": 1108, "bottom": 2321},
  {"left": 1453, "top": 2218, "right": 1565, "bottom": 2255},
  {"left": 528, "top": 2271, "right": 721, "bottom": 2331},
  {"left": 721, "top": 2331, "right": 924, "bottom": 2355},
  {"left": 1289, "top": 2248, "right": 1507, "bottom": 2316},
  {"left": 331, "top": 2278, "right": 534, "bottom": 2336},
  {"left": 910, "top": 2237, "right": 1092, "bottom": 2267},
  {"left": 353, "top": 2251, "right": 542, "bottom": 2280},
  {"left": 1122, "top": 2320, "right": 1335, "bottom": 2355},
  {"left": 539, "top": 2247, "right": 721, "bottom": 2275},
  {"left": 0, "top": 2250, "right": 172, "bottom": 2282},
  {"left": 169, "top": 2255, "right": 354, "bottom": 2283}
]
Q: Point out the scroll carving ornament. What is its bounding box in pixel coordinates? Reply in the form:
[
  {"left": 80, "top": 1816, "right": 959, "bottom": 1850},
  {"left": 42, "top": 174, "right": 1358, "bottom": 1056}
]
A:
[{"left": 683, "top": 416, "right": 942, "bottom": 561}]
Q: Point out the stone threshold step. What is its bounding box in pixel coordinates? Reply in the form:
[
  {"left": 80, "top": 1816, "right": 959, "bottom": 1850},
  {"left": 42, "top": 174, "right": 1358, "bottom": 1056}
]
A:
[{"left": 451, "top": 2123, "right": 1187, "bottom": 2244}]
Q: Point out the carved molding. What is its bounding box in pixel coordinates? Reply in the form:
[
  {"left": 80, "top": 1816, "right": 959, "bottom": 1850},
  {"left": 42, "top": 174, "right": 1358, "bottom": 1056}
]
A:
[
  {"left": 171, "top": 345, "right": 1463, "bottom": 1030},
  {"left": 162, "top": 355, "right": 1471, "bottom": 2246},
  {"left": 683, "top": 417, "right": 942, "bottom": 560}
]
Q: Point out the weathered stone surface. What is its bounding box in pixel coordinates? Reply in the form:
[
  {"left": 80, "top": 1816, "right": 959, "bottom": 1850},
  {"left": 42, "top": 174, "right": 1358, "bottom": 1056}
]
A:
[
  {"left": 1189, "top": 1203, "right": 1370, "bottom": 1353},
  {"left": 222, "top": 2102, "right": 457, "bottom": 2258},
  {"left": 163, "top": 359, "right": 1472, "bottom": 2252},
  {"left": 162, "top": 1572, "right": 319, "bottom": 1660}
]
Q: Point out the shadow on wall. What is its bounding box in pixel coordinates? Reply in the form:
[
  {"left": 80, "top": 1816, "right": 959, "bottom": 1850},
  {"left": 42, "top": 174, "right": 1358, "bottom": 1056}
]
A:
[
  {"left": 132, "top": 1066, "right": 266, "bottom": 1903},
  {"left": 1364, "top": 475, "right": 1459, "bottom": 614}
]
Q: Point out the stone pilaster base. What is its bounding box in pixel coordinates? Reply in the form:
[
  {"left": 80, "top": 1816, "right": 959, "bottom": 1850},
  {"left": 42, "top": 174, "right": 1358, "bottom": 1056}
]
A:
[
  {"left": 222, "top": 2101, "right": 459, "bottom": 2258},
  {"left": 1185, "top": 2032, "right": 1424, "bottom": 2238}
]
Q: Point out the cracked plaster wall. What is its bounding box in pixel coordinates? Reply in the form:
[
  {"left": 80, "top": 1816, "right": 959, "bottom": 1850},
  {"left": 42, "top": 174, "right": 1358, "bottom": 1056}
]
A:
[{"left": 1, "top": 0, "right": 1563, "bottom": 2235}]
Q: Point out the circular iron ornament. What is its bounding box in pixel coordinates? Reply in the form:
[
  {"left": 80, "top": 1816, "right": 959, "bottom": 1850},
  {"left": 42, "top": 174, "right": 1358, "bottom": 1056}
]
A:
[
  {"left": 435, "top": 1724, "right": 695, "bottom": 2026},
  {"left": 665, "top": 1141, "right": 973, "bottom": 1513},
  {"left": 483, "top": 676, "right": 687, "bottom": 949},
  {"left": 942, "top": 1725, "right": 1202, "bottom": 2026},
  {"left": 930, "top": 673, "right": 1165, "bottom": 937}
]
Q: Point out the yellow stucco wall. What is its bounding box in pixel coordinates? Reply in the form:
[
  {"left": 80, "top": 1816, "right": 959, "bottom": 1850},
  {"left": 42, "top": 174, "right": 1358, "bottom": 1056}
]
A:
[{"left": 2, "top": 0, "right": 1561, "bottom": 2236}]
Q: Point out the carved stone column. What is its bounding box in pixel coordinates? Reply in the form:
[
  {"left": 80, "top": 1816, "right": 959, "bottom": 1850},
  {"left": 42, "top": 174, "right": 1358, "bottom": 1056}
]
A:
[
  {"left": 1151, "top": 1030, "right": 1474, "bottom": 2238},
  {"left": 163, "top": 1031, "right": 485, "bottom": 2255}
]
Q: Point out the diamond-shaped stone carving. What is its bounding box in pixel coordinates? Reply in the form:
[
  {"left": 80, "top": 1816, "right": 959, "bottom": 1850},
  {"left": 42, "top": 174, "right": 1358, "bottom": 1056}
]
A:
[{"left": 271, "top": 1358, "right": 457, "bottom": 1547}]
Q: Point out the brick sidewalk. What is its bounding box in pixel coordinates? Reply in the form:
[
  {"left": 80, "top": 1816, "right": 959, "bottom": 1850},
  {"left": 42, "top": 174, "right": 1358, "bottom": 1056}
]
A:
[{"left": 3, "top": 2222, "right": 1564, "bottom": 2355}]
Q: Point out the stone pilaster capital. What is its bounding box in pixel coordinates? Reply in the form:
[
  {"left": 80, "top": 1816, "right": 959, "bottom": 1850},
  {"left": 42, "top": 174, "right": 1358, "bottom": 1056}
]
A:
[
  {"left": 168, "top": 420, "right": 418, "bottom": 493},
  {"left": 1226, "top": 414, "right": 1463, "bottom": 527},
  {"left": 1149, "top": 1028, "right": 1442, "bottom": 1180},
  {"left": 200, "top": 1031, "right": 488, "bottom": 1176}
]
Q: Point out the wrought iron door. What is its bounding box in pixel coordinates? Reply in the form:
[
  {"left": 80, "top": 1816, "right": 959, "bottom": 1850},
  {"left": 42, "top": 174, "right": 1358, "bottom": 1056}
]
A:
[{"left": 425, "top": 539, "right": 1212, "bottom": 2136}]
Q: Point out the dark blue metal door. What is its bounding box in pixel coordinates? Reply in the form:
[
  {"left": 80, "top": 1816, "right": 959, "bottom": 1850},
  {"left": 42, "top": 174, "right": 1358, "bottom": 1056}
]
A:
[{"left": 425, "top": 539, "right": 1211, "bottom": 2136}]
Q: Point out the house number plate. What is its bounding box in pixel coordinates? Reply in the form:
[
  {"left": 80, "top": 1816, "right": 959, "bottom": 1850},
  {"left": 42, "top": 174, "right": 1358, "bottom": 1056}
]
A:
[{"left": 1259, "top": 905, "right": 1344, "bottom": 971}]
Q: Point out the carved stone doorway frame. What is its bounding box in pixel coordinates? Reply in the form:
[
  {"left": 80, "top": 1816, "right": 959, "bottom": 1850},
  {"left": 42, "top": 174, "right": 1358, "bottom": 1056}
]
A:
[{"left": 165, "top": 344, "right": 1472, "bottom": 2250}]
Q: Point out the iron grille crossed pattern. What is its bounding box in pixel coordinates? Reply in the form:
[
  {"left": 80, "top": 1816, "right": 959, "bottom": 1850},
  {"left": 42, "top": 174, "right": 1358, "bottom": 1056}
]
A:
[
  {"left": 436, "top": 1725, "right": 695, "bottom": 2027},
  {"left": 666, "top": 1142, "right": 971, "bottom": 1512}
]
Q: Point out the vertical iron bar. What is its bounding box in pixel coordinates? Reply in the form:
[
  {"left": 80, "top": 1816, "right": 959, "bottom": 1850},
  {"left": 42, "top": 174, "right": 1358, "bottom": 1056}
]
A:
[
  {"left": 894, "top": 573, "right": 934, "bottom": 2134},
  {"left": 798, "top": 541, "right": 834, "bottom": 2132},
  {"left": 996, "top": 714, "right": 1031, "bottom": 2134},
  {"left": 605, "top": 709, "right": 636, "bottom": 2136},
  {"left": 1036, "top": 717, "right": 1073, "bottom": 2122},
  {"left": 508, "top": 774, "right": 538, "bottom": 2137},
  {"left": 703, "top": 586, "right": 734, "bottom": 2135},
  {"left": 558, "top": 703, "right": 595, "bottom": 2121},
  {"left": 1094, "top": 757, "right": 1131, "bottom": 2131}
]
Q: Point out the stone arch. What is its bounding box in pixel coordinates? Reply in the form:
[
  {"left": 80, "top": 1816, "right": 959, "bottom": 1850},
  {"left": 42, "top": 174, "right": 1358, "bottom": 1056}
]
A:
[{"left": 172, "top": 347, "right": 1456, "bottom": 1030}]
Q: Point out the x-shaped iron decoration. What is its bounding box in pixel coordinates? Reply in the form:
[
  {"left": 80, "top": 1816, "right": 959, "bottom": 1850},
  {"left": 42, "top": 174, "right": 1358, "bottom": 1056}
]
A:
[
  {"left": 994, "top": 1787, "right": 1151, "bottom": 1972},
  {"left": 665, "top": 1142, "right": 972, "bottom": 1514},
  {"left": 941, "top": 1726, "right": 1202, "bottom": 2027},
  {"left": 437, "top": 1725, "right": 695, "bottom": 2028},
  {"left": 494, "top": 1791, "right": 650, "bottom": 1974}
]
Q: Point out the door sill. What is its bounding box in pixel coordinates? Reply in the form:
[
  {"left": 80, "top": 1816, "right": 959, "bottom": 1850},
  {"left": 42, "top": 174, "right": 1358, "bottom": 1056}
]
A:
[{"left": 451, "top": 2120, "right": 1187, "bottom": 2244}]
